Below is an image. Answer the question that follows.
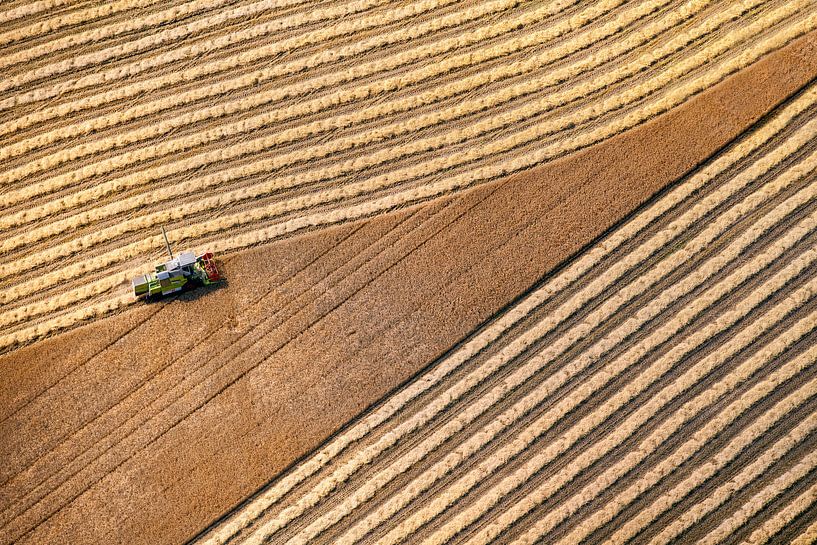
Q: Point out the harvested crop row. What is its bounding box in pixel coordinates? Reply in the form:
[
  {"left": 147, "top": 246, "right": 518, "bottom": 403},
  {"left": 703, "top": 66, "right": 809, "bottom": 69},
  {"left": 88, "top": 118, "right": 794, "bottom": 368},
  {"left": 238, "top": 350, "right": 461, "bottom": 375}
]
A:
[
  {"left": 0, "top": 0, "right": 767, "bottom": 265},
  {"left": 194, "top": 77, "right": 817, "bottom": 545},
  {"left": 0, "top": 0, "right": 401, "bottom": 95},
  {"left": 557, "top": 345, "right": 817, "bottom": 545},
  {"left": 493, "top": 310, "right": 817, "bottom": 545},
  {"left": 0, "top": 0, "right": 321, "bottom": 71},
  {"left": 0, "top": 0, "right": 557, "bottom": 123},
  {"left": 745, "top": 478, "right": 817, "bottom": 545},
  {"left": 0, "top": 0, "right": 525, "bottom": 154},
  {"left": 670, "top": 449, "right": 817, "bottom": 545},
  {"left": 0, "top": 0, "right": 636, "bottom": 195},
  {"left": 285, "top": 172, "right": 817, "bottom": 545},
  {"left": 1, "top": 9, "right": 810, "bottom": 324},
  {"left": 0, "top": 0, "right": 160, "bottom": 48},
  {"left": 377, "top": 218, "right": 817, "bottom": 545}
]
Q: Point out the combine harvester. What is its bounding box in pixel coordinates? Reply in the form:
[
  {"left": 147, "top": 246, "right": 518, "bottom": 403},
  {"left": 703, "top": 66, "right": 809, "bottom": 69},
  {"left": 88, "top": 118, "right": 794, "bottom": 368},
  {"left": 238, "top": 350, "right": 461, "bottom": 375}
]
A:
[{"left": 131, "top": 227, "right": 222, "bottom": 299}]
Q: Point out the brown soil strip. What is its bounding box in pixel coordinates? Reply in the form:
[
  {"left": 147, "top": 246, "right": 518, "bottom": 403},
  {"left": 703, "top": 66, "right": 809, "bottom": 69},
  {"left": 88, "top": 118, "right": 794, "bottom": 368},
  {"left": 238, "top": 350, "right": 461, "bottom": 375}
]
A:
[{"left": 1, "top": 30, "right": 816, "bottom": 545}]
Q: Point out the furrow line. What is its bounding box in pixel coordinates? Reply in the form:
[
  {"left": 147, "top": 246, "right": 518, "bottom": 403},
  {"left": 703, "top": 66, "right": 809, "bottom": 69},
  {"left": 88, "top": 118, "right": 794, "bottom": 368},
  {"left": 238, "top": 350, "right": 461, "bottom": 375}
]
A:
[
  {"left": 286, "top": 157, "right": 817, "bottom": 544},
  {"left": 555, "top": 341, "right": 817, "bottom": 545},
  {"left": 191, "top": 82, "right": 817, "bottom": 545},
  {"left": 0, "top": 0, "right": 400, "bottom": 96},
  {"left": 792, "top": 516, "right": 817, "bottom": 544},
  {"left": 0, "top": 0, "right": 681, "bottom": 185},
  {"left": 678, "top": 446, "right": 817, "bottom": 545},
  {"left": 409, "top": 236, "right": 817, "bottom": 545},
  {"left": 499, "top": 312, "right": 817, "bottom": 545},
  {"left": 0, "top": 0, "right": 318, "bottom": 71},
  {"left": 0, "top": 0, "right": 160, "bottom": 48},
  {"left": 0, "top": 0, "right": 626, "bottom": 197},
  {"left": 0, "top": 0, "right": 729, "bottom": 264},
  {"left": 744, "top": 478, "right": 817, "bottom": 545},
  {"left": 2, "top": 21, "right": 812, "bottom": 328}
]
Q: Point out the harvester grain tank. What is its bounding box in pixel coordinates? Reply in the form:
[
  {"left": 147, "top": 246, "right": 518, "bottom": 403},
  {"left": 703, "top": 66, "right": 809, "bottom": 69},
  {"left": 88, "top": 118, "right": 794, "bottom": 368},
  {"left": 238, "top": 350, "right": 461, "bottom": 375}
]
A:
[{"left": 131, "top": 227, "right": 222, "bottom": 298}]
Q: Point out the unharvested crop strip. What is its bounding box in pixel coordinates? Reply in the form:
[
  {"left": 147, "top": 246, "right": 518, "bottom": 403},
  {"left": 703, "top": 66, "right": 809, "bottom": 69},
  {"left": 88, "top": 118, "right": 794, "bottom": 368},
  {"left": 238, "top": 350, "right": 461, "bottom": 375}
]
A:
[
  {"left": 290, "top": 156, "right": 817, "bottom": 544},
  {"left": 0, "top": 0, "right": 682, "bottom": 184},
  {"left": 0, "top": 0, "right": 160, "bottom": 47},
  {"left": 0, "top": 3, "right": 799, "bottom": 275},
  {"left": 3, "top": 34, "right": 815, "bottom": 353},
  {"left": 215, "top": 108, "right": 788, "bottom": 545},
  {"left": 5, "top": 17, "right": 812, "bottom": 330},
  {"left": 500, "top": 312, "right": 817, "bottom": 545},
  {"left": 0, "top": 0, "right": 400, "bottom": 95},
  {"left": 0, "top": 0, "right": 628, "bottom": 195},
  {"left": 327, "top": 179, "right": 817, "bottom": 545},
  {"left": 193, "top": 82, "right": 817, "bottom": 545},
  {"left": 674, "top": 447, "right": 817, "bottom": 545},
  {"left": 354, "top": 201, "right": 817, "bottom": 545},
  {"left": 0, "top": 0, "right": 742, "bottom": 263},
  {"left": 0, "top": 0, "right": 317, "bottom": 71},
  {"left": 556, "top": 344, "right": 817, "bottom": 545},
  {"left": 744, "top": 478, "right": 817, "bottom": 545}
]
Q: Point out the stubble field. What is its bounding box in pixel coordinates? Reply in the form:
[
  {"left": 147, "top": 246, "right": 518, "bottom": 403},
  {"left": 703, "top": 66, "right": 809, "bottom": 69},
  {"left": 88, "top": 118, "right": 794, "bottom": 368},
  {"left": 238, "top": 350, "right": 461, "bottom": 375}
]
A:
[{"left": 1, "top": 1, "right": 817, "bottom": 544}]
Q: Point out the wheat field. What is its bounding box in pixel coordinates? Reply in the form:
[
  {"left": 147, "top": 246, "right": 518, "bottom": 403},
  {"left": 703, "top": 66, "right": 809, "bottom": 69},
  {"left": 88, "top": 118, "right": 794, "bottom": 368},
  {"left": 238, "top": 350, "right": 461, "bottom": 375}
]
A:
[
  {"left": 2, "top": 0, "right": 817, "bottom": 350},
  {"left": 193, "top": 80, "right": 817, "bottom": 545}
]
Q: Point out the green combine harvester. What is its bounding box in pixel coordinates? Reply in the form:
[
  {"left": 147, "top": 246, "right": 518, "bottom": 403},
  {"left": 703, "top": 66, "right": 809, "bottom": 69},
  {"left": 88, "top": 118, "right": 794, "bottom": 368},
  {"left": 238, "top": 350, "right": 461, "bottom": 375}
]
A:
[{"left": 131, "top": 228, "right": 222, "bottom": 299}]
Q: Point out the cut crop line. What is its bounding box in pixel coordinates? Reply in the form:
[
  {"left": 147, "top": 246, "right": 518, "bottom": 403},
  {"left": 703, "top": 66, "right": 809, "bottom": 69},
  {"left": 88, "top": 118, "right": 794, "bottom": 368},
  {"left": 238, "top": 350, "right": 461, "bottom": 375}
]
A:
[
  {"left": 744, "top": 478, "right": 817, "bottom": 545},
  {"left": 0, "top": 0, "right": 400, "bottom": 95},
  {"left": 0, "top": 0, "right": 320, "bottom": 71},
  {"left": 612, "top": 385, "right": 817, "bottom": 545},
  {"left": 349, "top": 192, "right": 817, "bottom": 545},
  {"left": 0, "top": 0, "right": 532, "bottom": 152},
  {"left": 0, "top": 0, "right": 737, "bottom": 262},
  {"left": 298, "top": 167, "right": 817, "bottom": 545},
  {"left": 0, "top": 0, "right": 568, "bottom": 126},
  {"left": 0, "top": 1, "right": 72, "bottom": 25},
  {"left": 190, "top": 82, "right": 817, "bottom": 545},
  {"left": 0, "top": 0, "right": 682, "bottom": 183},
  {"left": 412, "top": 239, "right": 817, "bottom": 545},
  {"left": 503, "top": 311, "right": 817, "bottom": 545},
  {"left": 0, "top": 0, "right": 627, "bottom": 196},
  {"left": 556, "top": 343, "right": 817, "bottom": 545},
  {"left": 0, "top": 0, "right": 161, "bottom": 48},
  {"left": 683, "top": 446, "right": 817, "bottom": 545},
  {"left": 0, "top": 295, "right": 133, "bottom": 354},
  {"left": 2, "top": 13, "right": 810, "bottom": 327}
]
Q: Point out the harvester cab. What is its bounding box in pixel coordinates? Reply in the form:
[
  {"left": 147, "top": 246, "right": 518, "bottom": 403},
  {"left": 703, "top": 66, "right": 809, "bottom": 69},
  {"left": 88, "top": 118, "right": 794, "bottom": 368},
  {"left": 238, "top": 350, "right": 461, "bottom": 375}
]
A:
[{"left": 131, "top": 228, "right": 222, "bottom": 299}]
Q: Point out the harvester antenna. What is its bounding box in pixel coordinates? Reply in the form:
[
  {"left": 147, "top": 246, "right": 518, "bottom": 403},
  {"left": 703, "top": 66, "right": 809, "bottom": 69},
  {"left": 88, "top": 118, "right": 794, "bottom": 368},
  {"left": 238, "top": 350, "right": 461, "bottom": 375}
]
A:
[{"left": 161, "top": 226, "right": 173, "bottom": 259}]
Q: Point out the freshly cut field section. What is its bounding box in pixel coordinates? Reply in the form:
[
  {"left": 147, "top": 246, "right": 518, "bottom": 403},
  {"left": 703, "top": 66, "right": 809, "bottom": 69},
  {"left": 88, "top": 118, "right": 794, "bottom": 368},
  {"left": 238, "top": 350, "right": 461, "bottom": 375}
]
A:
[
  {"left": 3, "top": 35, "right": 814, "bottom": 545},
  {"left": 3, "top": 0, "right": 817, "bottom": 349},
  {"left": 193, "top": 80, "right": 817, "bottom": 545}
]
